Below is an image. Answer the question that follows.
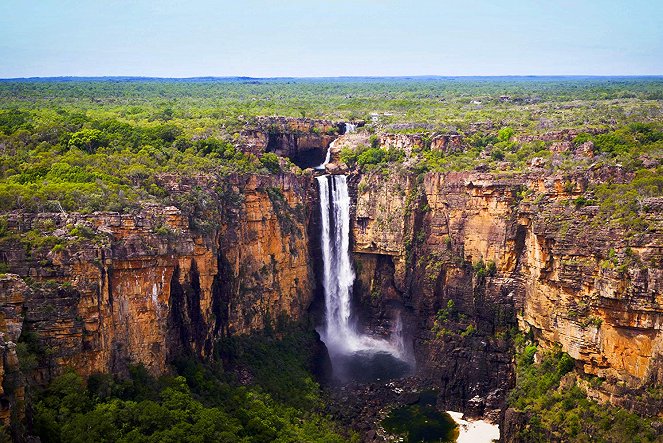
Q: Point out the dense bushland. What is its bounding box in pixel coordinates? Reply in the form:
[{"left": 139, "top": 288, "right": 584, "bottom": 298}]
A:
[
  {"left": 509, "top": 338, "right": 661, "bottom": 442},
  {"left": 28, "top": 329, "right": 354, "bottom": 443},
  {"left": 1, "top": 78, "right": 661, "bottom": 215}
]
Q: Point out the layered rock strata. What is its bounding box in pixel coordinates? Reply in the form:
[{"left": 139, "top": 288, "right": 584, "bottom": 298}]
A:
[
  {"left": 347, "top": 167, "right": 662, "bottom": 419},
  {"left": 0, "top": 172, "right": 316, "bottom": 426}
]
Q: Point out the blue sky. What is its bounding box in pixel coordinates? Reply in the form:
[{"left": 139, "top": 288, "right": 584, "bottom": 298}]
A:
[{"left": 1, "top": 0, "right": 662, "bottom": 77}]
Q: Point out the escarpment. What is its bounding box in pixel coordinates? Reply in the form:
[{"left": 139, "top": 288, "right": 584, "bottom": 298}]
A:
[
  {"left": 518, "top": 193, "right": 663, "bottom": 415},
  {"left": 0, "top": 172, "right": 317, "bottom": 428},
  {"left": 0, "top": 121, "right": 661, "bottom": 438},
  {"left": 346, "top": 164, "right": 663, "bottom": 419}
]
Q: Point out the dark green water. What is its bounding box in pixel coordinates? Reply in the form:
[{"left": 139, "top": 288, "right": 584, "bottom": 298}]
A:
[
  {"left": 382, "top": 391, "right": 459, "bottom": 442},
  {"left": 333, "top": 350, "right": 413, "bottom": 383}
]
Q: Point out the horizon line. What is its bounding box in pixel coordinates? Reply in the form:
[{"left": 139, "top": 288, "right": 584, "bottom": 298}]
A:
[{"left": 2, "top": 74, "right": 663, "bottom": 82}]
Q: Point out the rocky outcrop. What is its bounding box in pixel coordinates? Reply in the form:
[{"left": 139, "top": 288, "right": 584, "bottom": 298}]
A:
[
  {"left": 347, "top": 167, "right": 663, "bottom": 420},
  {"left": 378, "top": 134, "right": 427, "bottom": 156},
  {"left": 515, "top": 127, "right": 607, "bottom": 144},
  {"left": 430, "top": 134, "right": 463, "bottom": 153},
  {"left": 0, "top": 172, "right": 317, "bottom": 428},
  {"left": 374, "top": 133, "right": 464, "bottom": 156},
  {"left": 239, "top": 117, "right": 340, "bottom": 163}
]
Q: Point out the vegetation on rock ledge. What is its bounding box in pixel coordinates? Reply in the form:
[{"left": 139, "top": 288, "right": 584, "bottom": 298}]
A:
[{"left": 509, "top": 337, "right": 661, "bottom": 442}]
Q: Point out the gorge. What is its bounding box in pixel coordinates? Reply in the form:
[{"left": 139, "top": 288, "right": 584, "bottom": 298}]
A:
[{"left": 0, "top": 78, "right": 662, "bottom": 442}]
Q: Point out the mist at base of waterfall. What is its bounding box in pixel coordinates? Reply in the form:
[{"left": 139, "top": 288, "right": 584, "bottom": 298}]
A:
[
  {"left": 330, "top": 349, "right": 413, "bottom": 383},
  {"left": 320, "top": 329, "right": 414, "bottom": 383},
  {"left": 317, "top": 173, "right": 412, "bottom": 383}
]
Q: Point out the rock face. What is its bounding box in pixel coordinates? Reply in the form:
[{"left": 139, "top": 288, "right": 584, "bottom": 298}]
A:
[
  {"left": 0, "top": 172, "right": 317, "bottom": 427},
  {"left": 1, "top": 125, "right": 662, "bottom": 436},
  {"left": 518, "top": 195, "right": 663, "bottom": 414},
  {"left": 0, "top": 275, "right": 28, "bottom": 428},
  {"left": 347, "top": 167, "right": 663, "bottom": 420},
  {"left": 375, "top": 133, "right": 463, "bottom": 156},
  {"left": 430, "top": 134, "right": 463, "bottom": 153},
  {"left": 240, "top": 117, "right": 340, "bottom": 162},
  {"left": 349, "top": 170, "right": 522, "bottom": 418}
]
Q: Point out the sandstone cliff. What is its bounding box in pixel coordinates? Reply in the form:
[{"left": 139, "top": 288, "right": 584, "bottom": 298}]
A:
[
  {"left": 0, "top": 172, "right": 317, "bottom": 428},
  {"left": 1, "top": 121, "right": 662, "bottom": 438},
  {"left": 347, "top": 166, "right": 663, "bottom": 420}
]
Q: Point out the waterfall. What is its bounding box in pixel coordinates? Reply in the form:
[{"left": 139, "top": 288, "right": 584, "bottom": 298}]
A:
[
  {"left": 316, "top": 146, "right": 332, "bottom": 170},
  {"left": 344, "top": 122, "right": 356, "bottom": 134},
  {"left": 316, "top": 122, "right": 355, "bottom": 170},
  {"left": 317, "top": 174, "right": 404, "bottom": 360},
  {"left": 317, "top": 174, "right": 355, "bottom": 348}
]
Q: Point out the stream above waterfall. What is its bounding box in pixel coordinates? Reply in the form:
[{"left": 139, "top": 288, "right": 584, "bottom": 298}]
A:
[{"left": 315, "top": 121, "right": 356, "bottom": 170}]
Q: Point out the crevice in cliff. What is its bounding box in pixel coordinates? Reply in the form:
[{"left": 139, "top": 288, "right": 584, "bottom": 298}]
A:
[
  {"left": 403, "top": 177, "right": 430, "bottom": 300},
  {"left": 266, "top": 130, "right": 283, "bottom": 153},
  {"left": 106, "top": 267, "right": 114, "bottom": 308},
  {"left": 166, "top": 261, "right": 207, "bottom": 359},
  {"left": 185, "top": 260, "right": 206, "bottom": 354},
  {"left": 211, "top": 251, "right": 233, "bottom": 340},
  {"left": 512, "top": 223, "right": 527, "bottom": 274},
  {"left": 167, "top": 265, "right": 187, "bottom": 357}
]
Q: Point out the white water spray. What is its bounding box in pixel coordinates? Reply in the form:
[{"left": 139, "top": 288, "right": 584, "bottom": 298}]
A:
[
  {"left": 344, "top": 122, "right": 357, "bottom": 134},
  {"left": 317, "top": 174, "right": 404, "bottom": 358},
  {"left": 316, "top": 122, "right": 356, "bottom": 170},
  {"left": 316, "top": 146, "right": 332, "bottom": 170},
  {"left": 390, "top": 311, "right": 407, "bottom": 357}
]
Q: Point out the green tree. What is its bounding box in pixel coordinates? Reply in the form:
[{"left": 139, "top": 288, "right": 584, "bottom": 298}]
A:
[
  {"left": 497, "top": 127, "right": 514, "bottom": 142},
  {"left": 68, "top": 129, "right": 106, "bottom": 153}
]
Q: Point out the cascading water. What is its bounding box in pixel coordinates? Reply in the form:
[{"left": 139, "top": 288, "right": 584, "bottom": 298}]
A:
[
  {"left": 317, "top": 174, "right": 355, "bottom": 349},
  {"left": 316, "top": 146, "right": 332, "bottom": 170},
  {"left": 317, "top": 174, "right": 411, "bottom": 381},
  {"left": 316, "top": 122, "right": 356, "bottom": 170},
  {"left": 344, "top": 122, "right": 357, "bottom": 134}
]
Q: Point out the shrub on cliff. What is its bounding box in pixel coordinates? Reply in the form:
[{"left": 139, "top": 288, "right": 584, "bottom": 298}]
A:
[
  {"left": 355, "top": 146, "right": 405, "bottom": 169},
  {"left": 259, "top": 152, "right": 281, "bottom": 174},
  {"left": 509, "top": 342, "right": 659, "bottom": 442}
]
